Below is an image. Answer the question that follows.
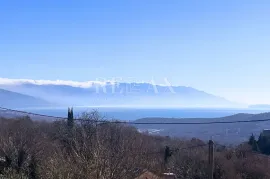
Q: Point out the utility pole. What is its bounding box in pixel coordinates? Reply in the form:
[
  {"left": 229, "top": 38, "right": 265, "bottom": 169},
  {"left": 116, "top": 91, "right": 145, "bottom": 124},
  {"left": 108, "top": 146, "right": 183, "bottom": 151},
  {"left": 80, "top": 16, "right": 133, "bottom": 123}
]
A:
[
  {"left": 208, "top": 140, "right": 214, "bottom": 179},
  {"left": 163, "top": 146, "right": 173, "bottom": 174}
]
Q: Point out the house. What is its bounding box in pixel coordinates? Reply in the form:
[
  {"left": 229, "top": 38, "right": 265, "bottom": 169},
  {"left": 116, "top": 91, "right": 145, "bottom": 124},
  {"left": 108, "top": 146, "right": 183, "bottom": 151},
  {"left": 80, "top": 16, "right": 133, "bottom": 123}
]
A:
[
  {"left": 160, "top": 173, "right": 177, "bottom": 179},
  {"left": 135, "top": 170, "right": 176, "bottom": 179},
  {"left": 135, "top": 170, "right": 160, "bottom": 179}
]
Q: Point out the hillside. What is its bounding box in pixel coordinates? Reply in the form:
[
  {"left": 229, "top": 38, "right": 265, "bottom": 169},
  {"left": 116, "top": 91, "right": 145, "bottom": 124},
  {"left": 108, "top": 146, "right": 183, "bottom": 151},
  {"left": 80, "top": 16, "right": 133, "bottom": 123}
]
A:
[
  {"left": 133, "top": 112, "right": 270, "bottom": 144},
  {"left": 0, "top": 88, "right": 52, "bottom": 108},
  {"left": 0, "top": 114, "right": 269, "bottom": 179}
]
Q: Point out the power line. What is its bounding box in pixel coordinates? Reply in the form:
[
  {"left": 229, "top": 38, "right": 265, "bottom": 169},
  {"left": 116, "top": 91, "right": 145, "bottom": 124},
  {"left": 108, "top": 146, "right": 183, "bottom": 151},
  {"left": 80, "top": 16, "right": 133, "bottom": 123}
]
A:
[
  {"left": 0, "top": 107, "right": 66, "bottom": 119},
  {"left": 173, "top": 144, "right": 207, "bottom": 152},
  {"left": 94, "top": 118, "right": 270, "bottom": 125},
  {"left": 132, "top": 144, "right": 208, "bottom": 157},
  {"left": 78, "top": 117, "right": 270, "bottom": 125},
  {"left": 4, "top": 106, "right": 269, "bottom": 158},
  {"left": 215, "top": 143, "right": 270, "bottom": 159},
  {"left": 1, "top": 106, "right": 270, "bottom": 125}
]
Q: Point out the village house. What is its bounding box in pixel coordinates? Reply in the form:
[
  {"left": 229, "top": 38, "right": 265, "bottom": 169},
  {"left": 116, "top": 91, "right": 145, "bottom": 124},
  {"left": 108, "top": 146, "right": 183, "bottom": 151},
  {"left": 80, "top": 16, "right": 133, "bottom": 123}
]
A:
[{"left": 135, "top": 170, "right": 176, "bottom": 179}]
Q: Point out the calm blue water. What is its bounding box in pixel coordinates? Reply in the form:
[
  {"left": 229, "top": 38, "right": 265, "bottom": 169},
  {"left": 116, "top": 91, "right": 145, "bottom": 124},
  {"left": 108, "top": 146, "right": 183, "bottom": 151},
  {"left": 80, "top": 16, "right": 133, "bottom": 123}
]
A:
[{"left": 16, "top": 107, "right": 269, "bottom": 121}]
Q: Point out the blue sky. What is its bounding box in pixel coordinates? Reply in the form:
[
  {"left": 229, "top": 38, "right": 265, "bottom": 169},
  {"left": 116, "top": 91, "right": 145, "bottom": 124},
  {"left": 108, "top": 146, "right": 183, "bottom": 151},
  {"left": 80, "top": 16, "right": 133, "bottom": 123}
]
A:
[{"left": 0, "top": 0, "right": 270, "bottom": 104}]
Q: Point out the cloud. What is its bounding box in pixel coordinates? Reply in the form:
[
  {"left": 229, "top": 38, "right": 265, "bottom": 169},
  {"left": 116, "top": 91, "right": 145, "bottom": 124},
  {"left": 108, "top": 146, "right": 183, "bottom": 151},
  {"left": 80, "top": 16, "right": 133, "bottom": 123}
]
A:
[
  {"left": 0, "top": 78, "right": 109, "bottom": 88},
  {"left": 0, "top": 77, "right": 180, "bottom": 88}
]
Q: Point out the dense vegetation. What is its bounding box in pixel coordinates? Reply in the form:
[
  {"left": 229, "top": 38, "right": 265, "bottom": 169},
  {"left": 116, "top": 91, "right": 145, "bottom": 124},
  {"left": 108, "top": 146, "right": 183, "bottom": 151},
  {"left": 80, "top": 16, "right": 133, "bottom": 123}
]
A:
[
  {"left": 0, "top": 110, "right": 270, "bottom": 179},
  {"left": 248, "top": 132, "right": 270, "bottom": 155}
]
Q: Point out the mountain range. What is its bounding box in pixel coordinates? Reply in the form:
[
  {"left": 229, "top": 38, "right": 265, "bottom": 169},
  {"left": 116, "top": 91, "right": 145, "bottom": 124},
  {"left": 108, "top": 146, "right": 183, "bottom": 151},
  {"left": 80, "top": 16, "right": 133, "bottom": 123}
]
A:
[
  {"left": 0, "top": 88, "right": 51, "bottom": 108},
  {"left": 249, "top": 104, "right": 270, "bottom": 109},
  {"left": 0, "top": 81, "right": 238, "bottom": 108}
]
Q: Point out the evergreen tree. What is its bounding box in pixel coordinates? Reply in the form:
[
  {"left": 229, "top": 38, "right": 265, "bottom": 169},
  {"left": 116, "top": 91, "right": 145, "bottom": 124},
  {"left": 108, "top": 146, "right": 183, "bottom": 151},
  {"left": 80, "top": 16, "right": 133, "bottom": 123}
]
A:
[
  {"left": 164, "top": 146, "right": 172, "bottom": 164},
  {"left": 252, "top": 140, "right": 260, "bottom": 152},
  {"left": 248, "top": 133, "right": 256, "bottom": 145},
  {"left": 257, "top": 132, "right": 270, "bottom": 155},
  {"left": 65, "top": 108, "right": 75, "bottom": 154},
  {"left": 29, "top": 155, "right": 38, "bottom": 179},
  {"left": 67, "top": 107, "right": 74, "bottom": 130}
]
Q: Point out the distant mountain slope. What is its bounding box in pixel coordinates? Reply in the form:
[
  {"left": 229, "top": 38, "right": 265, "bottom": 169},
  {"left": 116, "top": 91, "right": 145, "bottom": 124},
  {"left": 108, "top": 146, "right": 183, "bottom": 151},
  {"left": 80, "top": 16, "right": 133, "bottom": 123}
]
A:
[
  {"left": 249, "top": 104, "right": 270, "bottom": 109},
  {"left": 0, "top": 88, "right": 52, "bottom": 108},
  {"left": 133, "top": 112, "right": 270, "bottom": 144},
  {"left": 0, "top": 82, "right": 238, "bottom": 107}
]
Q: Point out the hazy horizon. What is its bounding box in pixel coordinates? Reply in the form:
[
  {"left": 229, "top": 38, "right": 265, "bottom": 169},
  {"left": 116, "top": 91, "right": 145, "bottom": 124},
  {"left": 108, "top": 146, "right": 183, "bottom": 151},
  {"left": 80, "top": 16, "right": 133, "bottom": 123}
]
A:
[{"left": 0, "top": 77, "right": 270, "bottom": 106}]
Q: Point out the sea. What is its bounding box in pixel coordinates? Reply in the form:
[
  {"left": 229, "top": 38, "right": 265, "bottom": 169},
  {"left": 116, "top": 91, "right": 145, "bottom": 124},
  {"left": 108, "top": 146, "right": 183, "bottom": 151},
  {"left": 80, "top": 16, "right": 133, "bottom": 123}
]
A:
[{"left": 16, "top": 107, "right": 269, "bottom": 121}]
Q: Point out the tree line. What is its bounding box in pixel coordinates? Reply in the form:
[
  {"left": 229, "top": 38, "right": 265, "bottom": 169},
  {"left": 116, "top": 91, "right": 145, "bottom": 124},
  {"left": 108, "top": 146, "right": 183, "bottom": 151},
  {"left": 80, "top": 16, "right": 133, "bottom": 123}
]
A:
[{"left": 0, "top": 110, "right": 270, "bottom": 178}]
